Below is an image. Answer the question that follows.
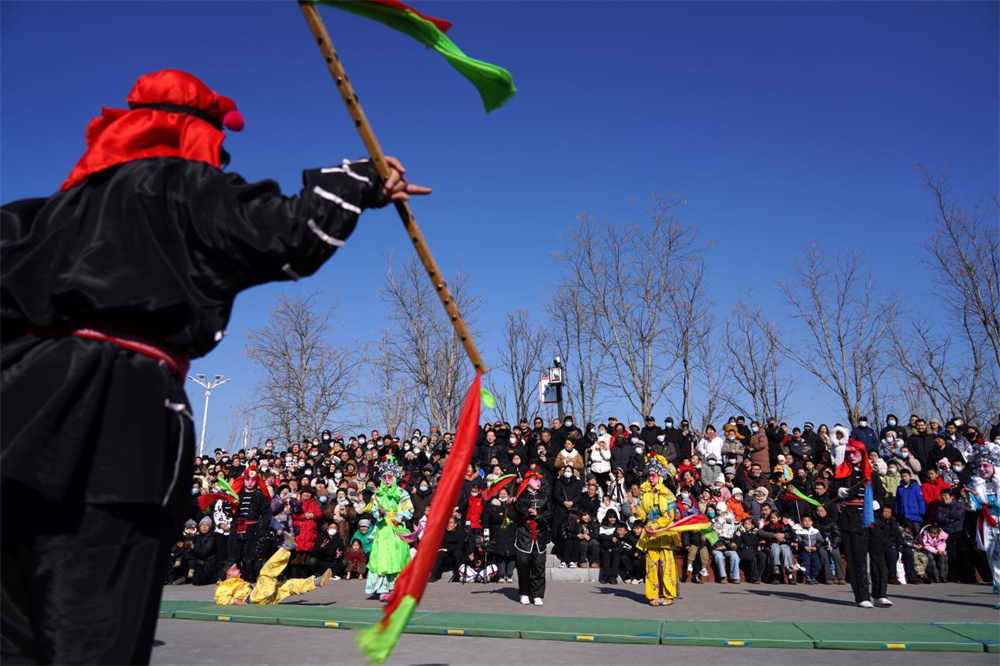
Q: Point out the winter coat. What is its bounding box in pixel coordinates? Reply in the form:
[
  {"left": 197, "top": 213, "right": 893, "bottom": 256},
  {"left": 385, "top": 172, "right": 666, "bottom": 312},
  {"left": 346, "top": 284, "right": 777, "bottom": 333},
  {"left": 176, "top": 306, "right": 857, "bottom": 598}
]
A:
[
  {"left": 830, "top": 426, "right": 850, "bottom": 467},
  {"left": 410, "top": 486, "right": 434, "bottom": 522},
  {"left": 744, "top": 429, "right": 771, "bottom": 472},
  {"left": 697, "top": 436, "right": 724, "bottom": 467},
  {"left": 292, "top": 497, "right": 323, "bottom": 552},
  {"left": 555, "top": 448, "right": 585, "bottom": 476},
  {"left": 936, "top": 500, "right": 966, "bottom": 536},
  {"left": 849, "top": 425, "right": 879, "bottom": 454},
  {"left": 919, "top": 526, "right": 948, "bottom": 555},
  {"left": 485, "top": 498, "right": 516, "bottom": 557},
  {"left": 893, "top": 479, "right": 925, "bottom": 522},
  {"left": 921, "top": 477, "right": 951, "bottom": 523},
  {"left": 588, "top": 440, "right": 612, "bottom": 474},
  {"left": 793, "top": 524, "right": 823, "bottom": 549}
]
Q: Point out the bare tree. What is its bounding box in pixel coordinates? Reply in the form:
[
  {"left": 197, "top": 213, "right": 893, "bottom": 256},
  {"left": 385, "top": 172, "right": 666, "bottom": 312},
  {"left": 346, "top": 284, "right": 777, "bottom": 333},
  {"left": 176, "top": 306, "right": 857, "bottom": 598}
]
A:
[
  {"left": 361, "top": 330, "right": 420, "bottom": 437},
  {"left": 546, "top": 285, "right": 607, "bottom": 426},
  {"left": 497, "top": 309, "right": 549, "bottom": 423},
  {"left": 775, "top": 244, "right": 897, "bottom": 426},
  {"left": 668, "top": 255, "right": 714, "bottom": 423},
  {"left": 245, "top": 292, "right": 359, "bottom": 445},
  {"left": 721, "top": 297, "right": 794, "bottom": 422},
  {"left": 902, "top": 166, "right": 1000, "bottom": 425},
  {"left": 381, "top": 255, "right": 482, "bottom": 432},
  {"left": 555, "top": 195, "right": 707, "bottom": 417}
]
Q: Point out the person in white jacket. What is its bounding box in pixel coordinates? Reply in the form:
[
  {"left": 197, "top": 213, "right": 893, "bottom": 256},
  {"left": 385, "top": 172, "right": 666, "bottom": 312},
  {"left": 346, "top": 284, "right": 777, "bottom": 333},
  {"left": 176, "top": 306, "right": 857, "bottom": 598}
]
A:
[
  {"left": 697, "top": 426, "right": 725, "bottom": 482},
  {"left": 589, "top": 434, "right": 613, "bottom": 490},
  {"left": 831, "top": 424, "right": 850, "bottom": 467}
]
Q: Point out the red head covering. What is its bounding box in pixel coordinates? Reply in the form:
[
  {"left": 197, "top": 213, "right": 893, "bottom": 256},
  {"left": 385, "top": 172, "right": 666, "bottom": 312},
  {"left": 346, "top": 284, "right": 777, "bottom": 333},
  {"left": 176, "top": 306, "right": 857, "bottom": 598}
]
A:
[
  {"left": 515, "top": 470, "right": 543, "bottom": 499},
  {"left": 229, "top": 462, "right": 272, "bottom": 502},
  {"left": 61, "top": 69, "right": 244, "bottom": 190},
  {"left": 835, "top": 440, "right": 872, "bottom": 480}
]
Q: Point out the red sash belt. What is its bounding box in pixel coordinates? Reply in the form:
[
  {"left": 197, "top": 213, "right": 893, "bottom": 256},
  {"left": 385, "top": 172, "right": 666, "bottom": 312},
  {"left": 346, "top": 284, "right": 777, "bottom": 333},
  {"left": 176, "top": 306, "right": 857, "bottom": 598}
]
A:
[{"left": 30, "top": 328, "right": 190, "bottom": 380}]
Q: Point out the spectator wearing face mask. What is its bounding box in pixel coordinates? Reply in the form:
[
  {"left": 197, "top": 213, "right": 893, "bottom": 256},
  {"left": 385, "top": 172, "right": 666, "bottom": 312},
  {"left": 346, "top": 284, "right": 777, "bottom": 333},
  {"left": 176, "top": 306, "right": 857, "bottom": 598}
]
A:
[
  {"left": 747, "top": 421, "right": 770, "bottom": 474},
  {"left": 552, "top": 466, "right": 584, "bottom": 549},
  {"left": 850, "top": 417, "right": 879, "bottom": 455},
  {"left": 555, "top": 439, "right": 585, "bottom": 479},
  {"left": 310, "top": 522, "right": 345, "bottom": 579},
  {"left": 721, "top": 426, "right": 744, "bottom": 468},
  {"left": 410, "top": 478, "right": 434, "bottom": 523}
]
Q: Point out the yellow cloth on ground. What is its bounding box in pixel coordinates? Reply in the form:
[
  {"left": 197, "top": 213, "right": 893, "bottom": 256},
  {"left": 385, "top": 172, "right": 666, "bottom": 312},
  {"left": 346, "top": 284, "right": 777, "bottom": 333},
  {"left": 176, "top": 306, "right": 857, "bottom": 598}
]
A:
[
  {"left": 214, "top": 548, "right": 317, "bottom": 606},
  {"left": 633, "top": 481, "right": 680, "bottom": 600}
]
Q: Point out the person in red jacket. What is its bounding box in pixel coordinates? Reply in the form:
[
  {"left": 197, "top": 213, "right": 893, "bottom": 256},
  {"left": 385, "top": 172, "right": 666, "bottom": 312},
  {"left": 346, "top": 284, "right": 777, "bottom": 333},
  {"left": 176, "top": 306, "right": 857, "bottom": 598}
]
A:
[
  {"left": 921, "top": 468, "right": 950, "bottom": 524},
  {"left": 294, "top": 486, "right": 323, "bottom": 554}
]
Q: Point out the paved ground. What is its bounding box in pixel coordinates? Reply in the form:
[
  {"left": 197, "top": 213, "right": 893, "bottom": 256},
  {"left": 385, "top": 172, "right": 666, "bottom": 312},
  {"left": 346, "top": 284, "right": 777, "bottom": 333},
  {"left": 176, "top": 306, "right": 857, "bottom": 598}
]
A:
[
  {"left": 156, "top": 579, "right": 998, "bottom": 664},
  {"left": 152, "top": 620, "right": 1000, "bottom": 666},
  {"left": 161, "top": 577, "right": 998, "bottom": 624}
]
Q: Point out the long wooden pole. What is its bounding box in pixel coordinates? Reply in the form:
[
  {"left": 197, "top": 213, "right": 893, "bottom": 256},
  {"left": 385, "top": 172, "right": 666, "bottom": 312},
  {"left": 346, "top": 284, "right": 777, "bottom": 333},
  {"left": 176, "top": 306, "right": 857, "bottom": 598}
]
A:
[{"left": 298, "top": 1, "right": 486, "bottom": 373}]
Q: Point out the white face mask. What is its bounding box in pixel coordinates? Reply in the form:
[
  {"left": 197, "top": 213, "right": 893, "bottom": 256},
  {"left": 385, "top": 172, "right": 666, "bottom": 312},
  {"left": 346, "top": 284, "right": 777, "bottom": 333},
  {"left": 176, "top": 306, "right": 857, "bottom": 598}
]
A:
[
  {"left": 563, "top": 470, "right": 573, "bottom": 478},
  {"left": 509, "top": 437, "right": 517, "bottom": 444},
  {"left": 657, "top": 435, "right": 665, "bottom": 442},
  {"left": 565, "top": 421, "right": 573, "bottom": 427},
  {"left": 859, "top": 421, "right": 868, "bottom": 427},
  {"left": 327, "top": 529, "right": 336, "bottom": 536}
]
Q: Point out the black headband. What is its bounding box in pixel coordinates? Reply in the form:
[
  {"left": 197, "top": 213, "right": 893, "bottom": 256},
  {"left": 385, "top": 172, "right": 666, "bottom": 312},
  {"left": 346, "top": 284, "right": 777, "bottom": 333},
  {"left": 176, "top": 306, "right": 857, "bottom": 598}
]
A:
[{"left": 129, "top": 102, "right": 223, "bottom": 131}]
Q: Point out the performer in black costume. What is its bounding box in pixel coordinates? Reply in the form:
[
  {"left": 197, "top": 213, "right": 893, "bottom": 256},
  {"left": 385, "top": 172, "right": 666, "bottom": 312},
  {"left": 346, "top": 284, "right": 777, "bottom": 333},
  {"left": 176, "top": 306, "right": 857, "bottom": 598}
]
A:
[
  {"left": 513, "top": 471, "right": 552, "bottom": 606},
  {"left": 228, "top": 464, "right": 273, "bottom": 582},
  {"left": 832, "top": 439, "right": 891, "bottom": 609},
  {"left": 0, "top": 68, "right": 428, "bottom": 664}
]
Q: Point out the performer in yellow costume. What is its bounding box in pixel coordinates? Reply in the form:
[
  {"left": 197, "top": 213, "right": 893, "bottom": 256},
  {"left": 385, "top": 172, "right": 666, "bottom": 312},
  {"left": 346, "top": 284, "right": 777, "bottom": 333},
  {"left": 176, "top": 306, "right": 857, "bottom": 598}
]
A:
[
  {"left": 632, "top": 454, "right": 681, "bottom": 606},
  {"left": 215, "top": 533, "right": 332, "bottom": 606}
]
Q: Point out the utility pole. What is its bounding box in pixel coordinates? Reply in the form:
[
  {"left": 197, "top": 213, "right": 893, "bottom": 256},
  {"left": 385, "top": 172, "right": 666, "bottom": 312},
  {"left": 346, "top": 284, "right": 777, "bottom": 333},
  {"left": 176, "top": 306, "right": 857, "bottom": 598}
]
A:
[{"left": 188, "top": 373, "right": 231, "bottom": 457}]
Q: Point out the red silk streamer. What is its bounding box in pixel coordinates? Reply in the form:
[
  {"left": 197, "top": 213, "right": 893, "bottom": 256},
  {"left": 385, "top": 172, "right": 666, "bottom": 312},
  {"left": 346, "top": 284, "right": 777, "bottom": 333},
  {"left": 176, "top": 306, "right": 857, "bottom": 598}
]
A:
[{"left": 381, "top": 373, "right": 482, "bottom": 619}]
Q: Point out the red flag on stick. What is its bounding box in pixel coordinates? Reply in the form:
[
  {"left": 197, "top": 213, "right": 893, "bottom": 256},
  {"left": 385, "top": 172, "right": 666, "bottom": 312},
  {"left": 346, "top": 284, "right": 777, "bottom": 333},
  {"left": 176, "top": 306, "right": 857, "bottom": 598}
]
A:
[{"left": 357, "top": 373, "right": 482, "bottom": 664}]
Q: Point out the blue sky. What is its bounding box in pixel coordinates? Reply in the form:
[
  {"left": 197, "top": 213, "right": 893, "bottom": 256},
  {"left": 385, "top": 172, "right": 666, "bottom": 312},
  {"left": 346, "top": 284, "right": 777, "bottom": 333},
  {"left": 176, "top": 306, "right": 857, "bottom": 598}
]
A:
[{"left": 2, "top": 2, "right": 997, "bottom": 447}]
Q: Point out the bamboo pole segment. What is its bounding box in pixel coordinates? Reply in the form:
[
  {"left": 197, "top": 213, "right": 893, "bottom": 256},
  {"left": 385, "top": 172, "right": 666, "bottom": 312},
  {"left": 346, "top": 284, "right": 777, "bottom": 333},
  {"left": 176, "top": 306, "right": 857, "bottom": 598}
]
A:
[{"left": 298, "top": 1, "right": 486, "bottom": 373}]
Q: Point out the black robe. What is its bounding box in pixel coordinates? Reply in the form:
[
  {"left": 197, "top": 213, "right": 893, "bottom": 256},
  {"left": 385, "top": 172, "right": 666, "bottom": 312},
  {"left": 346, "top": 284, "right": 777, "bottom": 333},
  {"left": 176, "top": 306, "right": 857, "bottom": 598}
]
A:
[{"left": 1, "top": 156, "right": 382, "bottom": 505}]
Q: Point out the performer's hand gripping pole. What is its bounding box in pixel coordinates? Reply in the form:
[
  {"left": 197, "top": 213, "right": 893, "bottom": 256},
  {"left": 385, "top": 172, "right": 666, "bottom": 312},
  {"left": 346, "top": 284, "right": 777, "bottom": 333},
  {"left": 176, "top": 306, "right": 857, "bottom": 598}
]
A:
[{"left": 298, "top": 1, "right": 487, "bottom": 373}]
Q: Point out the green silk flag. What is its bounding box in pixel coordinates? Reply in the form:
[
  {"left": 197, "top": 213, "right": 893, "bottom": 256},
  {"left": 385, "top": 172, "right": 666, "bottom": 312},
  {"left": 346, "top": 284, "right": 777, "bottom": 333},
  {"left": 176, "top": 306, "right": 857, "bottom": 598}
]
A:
[{"left": 316, "top": 0, "right": 516, "bottom": 112}]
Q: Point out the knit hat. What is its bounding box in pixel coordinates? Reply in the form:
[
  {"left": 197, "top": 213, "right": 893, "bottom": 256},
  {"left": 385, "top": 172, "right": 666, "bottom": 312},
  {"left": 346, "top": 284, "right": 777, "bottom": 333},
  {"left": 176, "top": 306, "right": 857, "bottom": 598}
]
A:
[
  {"left": 183, "top": 519, "right": 197, "bottom": 530},
  {"left": 199, "top": 516, "right": 213, "bottom": 528}
]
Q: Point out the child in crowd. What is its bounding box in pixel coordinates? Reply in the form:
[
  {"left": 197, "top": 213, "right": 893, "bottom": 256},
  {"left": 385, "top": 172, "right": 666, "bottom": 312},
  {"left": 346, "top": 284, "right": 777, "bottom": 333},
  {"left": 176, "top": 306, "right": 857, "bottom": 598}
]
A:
[
  {"left": 598, "top": 510, "right": 625, "bottom": 584},
  {"left": 919, "top": 524, "right": 949, "bottom": 583},
  {"left": 793, "top": 515, "right": 824, "bottom": 584},
  {"left": 344, "top": 539, "right": 368, "bottom": 580}
]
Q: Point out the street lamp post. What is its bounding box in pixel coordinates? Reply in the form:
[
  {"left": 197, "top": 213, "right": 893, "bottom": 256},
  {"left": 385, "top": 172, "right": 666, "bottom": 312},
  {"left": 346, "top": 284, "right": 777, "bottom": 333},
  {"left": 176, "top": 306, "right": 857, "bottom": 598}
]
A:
[
  {"left": 549, "top": 356, "right": 565, "bottom": 421},
  {"left": 188, "top": 373, "right": 231, "bottom": 457}
]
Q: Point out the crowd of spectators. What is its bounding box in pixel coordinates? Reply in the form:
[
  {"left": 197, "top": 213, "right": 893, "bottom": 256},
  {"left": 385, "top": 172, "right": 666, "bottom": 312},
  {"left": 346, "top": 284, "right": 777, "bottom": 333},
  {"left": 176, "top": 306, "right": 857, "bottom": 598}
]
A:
[{"left": 171, "top": 412, "right": 1000, "bottom": 591}]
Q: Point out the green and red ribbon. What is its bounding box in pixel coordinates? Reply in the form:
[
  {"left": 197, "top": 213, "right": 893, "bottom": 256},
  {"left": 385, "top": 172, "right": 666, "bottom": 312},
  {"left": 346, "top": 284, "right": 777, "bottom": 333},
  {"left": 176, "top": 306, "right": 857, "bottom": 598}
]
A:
[
  {"left": 316, "top": 0, "right": 516, "bottom": 112},
  {"left": 783, "top": 485, "right": 821, "bottom": 507}
]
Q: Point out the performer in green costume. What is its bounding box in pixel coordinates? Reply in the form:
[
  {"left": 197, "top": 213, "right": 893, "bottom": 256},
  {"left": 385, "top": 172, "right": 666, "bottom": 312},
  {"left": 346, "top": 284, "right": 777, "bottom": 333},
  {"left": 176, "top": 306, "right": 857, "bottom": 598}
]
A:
[{"left": 365, "top": 456, "right": 413, "bottom": 601}]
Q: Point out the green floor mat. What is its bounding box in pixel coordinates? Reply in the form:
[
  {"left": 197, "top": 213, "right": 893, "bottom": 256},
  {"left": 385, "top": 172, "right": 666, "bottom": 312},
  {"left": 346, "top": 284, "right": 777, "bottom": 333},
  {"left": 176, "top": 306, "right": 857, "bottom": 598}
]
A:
[
  {"left": 519, "top": 615, "right": 661, "bottom": 644},
  {"left": 405, "top": 612, "right": 523, "bottom": 638},
  {"left": 165, "top": 600, "right": 421, "bottom": 630},
  {"left": 796, "top": 621, "right": 984, "bottom": 652},
  {"left": 936, "top": 623, "right": 999, "bottom": 653},
  {"left": 660, "top": 621, "right": 814, "bottom": 649}
]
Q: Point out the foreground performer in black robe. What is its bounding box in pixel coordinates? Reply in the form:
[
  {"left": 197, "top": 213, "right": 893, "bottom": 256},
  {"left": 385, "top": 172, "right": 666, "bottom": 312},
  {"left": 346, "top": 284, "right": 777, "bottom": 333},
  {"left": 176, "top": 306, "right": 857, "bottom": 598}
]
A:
[{"left": 0, "top": 68, "right": 428, "bottom": 664}]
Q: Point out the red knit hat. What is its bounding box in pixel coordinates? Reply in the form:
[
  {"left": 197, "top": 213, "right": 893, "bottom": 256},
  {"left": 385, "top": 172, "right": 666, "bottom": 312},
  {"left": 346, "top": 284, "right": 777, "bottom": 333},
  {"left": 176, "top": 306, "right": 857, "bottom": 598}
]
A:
[{"left": 61, "top": 69, "right": 244, "bottom": 190}]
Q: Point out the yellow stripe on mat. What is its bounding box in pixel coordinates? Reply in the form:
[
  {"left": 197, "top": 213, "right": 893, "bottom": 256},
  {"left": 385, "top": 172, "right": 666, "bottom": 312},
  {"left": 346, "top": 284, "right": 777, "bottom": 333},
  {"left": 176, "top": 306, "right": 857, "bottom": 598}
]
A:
[
  {"left": 575, "top": 635, "right": 595, "bottom": 641},
  {"left": 727, "top": 641, "right": 746, "bottom": 647},
  {"left": 885, "top": 644, "right": 907, "bottom": 650}
]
